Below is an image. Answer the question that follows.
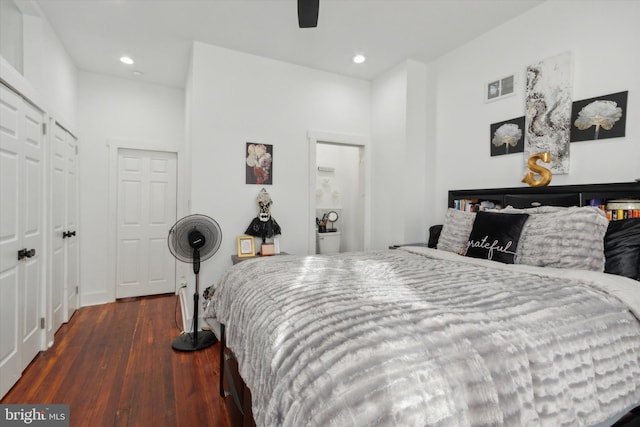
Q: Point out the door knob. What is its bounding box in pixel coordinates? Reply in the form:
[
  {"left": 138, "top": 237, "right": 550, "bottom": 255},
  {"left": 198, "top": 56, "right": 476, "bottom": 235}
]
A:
[{"left": 17, "top": 248, "right": 35, "bottom": 260}]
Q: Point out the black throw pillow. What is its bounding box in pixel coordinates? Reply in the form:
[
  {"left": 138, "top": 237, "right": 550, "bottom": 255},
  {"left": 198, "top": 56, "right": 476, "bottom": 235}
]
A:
[
  {"left": 464, "top": 211, "right": 529, "bottom": 264},
  {"left": 428, "top": 224, "right": 443, "bottom": 248},
  {"left": 604, "top": 218, "right": 640, "bottom": 281}
]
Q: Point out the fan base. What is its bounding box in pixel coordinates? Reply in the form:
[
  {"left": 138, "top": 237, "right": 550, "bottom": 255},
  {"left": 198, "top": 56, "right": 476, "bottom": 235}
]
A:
[{"left": 171, "top": 330, "right": 217, "bottom": 351}]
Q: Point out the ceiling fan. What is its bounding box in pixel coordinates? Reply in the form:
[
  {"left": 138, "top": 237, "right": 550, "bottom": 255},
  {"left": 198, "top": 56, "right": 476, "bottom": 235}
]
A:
[{"left": 298, "top": 0, "right": 319, "bottom": 28}]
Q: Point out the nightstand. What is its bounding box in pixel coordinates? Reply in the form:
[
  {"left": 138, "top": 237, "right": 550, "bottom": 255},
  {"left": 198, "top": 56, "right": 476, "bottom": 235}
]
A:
[
  {"left": 231, "top": 252, "right": 289, "bottom": 265},
  {"left": 389, "top": 243, "right": 429, "bottom": 249}
]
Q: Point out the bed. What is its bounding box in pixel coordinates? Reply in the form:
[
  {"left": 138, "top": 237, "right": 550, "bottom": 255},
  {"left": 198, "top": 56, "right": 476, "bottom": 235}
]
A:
[{"left": 207, "top": 182, "right": 640, "bottom": 427}]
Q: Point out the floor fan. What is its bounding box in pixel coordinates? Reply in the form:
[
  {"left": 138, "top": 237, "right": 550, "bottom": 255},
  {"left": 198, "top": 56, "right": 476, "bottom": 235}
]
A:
[{"left": 168, "top": 214, "right": 222, "bottom": 351}]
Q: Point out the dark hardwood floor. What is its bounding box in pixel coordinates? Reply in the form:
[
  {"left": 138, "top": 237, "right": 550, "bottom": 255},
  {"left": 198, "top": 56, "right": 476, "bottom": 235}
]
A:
[{"left": 1, "top": 294, "right": 231, "bottom": 427}]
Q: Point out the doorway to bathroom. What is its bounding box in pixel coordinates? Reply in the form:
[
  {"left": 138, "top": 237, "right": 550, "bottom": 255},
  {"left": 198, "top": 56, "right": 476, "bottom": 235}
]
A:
[{"left": 308, "top": 131, "right": 368, "bottom": 255}]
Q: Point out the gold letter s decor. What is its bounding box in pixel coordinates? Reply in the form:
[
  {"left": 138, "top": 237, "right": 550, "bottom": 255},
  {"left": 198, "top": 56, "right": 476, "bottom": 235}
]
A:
[{"left": 522, "top": 152, "right": 553, "bottom": 187}]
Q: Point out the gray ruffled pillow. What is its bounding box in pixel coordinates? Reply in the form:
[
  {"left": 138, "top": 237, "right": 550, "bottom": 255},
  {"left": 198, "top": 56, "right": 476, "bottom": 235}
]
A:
[
  {"left": 501, "top": 206, "right": 609, "bottom": 271},
  {"left": 437, "top": 209, "right": 476, "bottom": 254}
]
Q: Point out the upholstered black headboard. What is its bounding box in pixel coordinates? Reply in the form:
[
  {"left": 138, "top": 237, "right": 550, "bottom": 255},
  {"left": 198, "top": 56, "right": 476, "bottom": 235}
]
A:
[
  {"left": 440, "top": 181, "right": 640, "bottom": 280},
  {"left": 448, "top": 182, "right": 640, "bottom": 209}
]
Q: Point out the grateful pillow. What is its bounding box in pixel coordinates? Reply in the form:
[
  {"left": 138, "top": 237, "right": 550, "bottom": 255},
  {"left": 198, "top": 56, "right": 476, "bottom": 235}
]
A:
[
  {"left": 437, "top": 209, "right": 476, "bottom": 253},
  {"left": 604, "top": 218, "right": 640, "bottom": 281},
  {"left": 464, "top": 211, "right": 529, "bottom": 264}
]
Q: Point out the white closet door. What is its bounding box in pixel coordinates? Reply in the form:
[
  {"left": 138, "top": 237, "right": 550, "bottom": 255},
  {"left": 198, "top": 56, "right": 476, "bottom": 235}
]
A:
[
  {"left": 65, "top": 134, "right": 78, "bottom": 319},
  {"left": 20, "top": 101, "right": 43, "bottom": 370},
  {"left": 0, "top": 83, "right": 43, "bottom": 397},
  {"left": 0, "top": 83, "right": 23, "bottom": 397},
  {"left": 50, "top": 124, "right": 66, "bottom": 333},
  {"left": 116, "top": 149, "right": 177, "bottom": 298},
  {"left": 51, "top": 122, "right": 79, "bottom": 325}
]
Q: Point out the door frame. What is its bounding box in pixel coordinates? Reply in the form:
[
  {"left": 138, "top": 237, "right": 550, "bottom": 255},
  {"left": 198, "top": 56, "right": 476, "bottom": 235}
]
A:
[
  {"left": 307, "top": 130, "right": 370, "bottom": 255},
  {"left": 106, "top": 140, "right": 185, "bottom": 302}
]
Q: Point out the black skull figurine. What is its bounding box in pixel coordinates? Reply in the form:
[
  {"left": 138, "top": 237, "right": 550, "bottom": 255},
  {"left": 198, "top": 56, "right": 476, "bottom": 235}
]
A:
[{"left": 245, "top": 188, "right": 282, "bottom": 243}]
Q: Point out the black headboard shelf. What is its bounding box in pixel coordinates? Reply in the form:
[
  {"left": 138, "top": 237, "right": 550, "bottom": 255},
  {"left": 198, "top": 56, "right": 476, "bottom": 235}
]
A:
[{"left": 449, "top": 182, "right": 640, "bottom": 209}]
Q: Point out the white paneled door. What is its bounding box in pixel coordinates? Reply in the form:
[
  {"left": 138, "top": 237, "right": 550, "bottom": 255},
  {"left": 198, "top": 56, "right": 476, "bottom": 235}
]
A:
[
  {"left": 51, "top": 124, "right": 66, "bottom": 332},
  {"left": 116, "top": 149, "right": 177, "bottom": 298},
  {"left": 51, "top": 122, "right": 78, "bottom": 336},
  {"left": 65, "top": 130, "right": 78, "bottom": 318},
  {"left": 0, "top": 83, "right": 44, "bottom": 397}
]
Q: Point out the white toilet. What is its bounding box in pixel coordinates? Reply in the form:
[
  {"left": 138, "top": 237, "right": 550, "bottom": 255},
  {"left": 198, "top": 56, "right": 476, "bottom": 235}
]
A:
[{"left": 317, "top": 231, "right": 341, "bottom": 254}]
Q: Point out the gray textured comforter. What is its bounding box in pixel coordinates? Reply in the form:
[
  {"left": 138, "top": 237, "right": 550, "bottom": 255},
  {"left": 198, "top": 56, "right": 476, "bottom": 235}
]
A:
[{"left": 211, "top": 247, "right": 640, "bottom": 426}]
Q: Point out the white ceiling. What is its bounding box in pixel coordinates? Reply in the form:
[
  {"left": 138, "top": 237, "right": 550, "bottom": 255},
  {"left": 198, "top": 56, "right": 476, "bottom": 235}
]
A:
[{"left": 35, "top": 0, "right": 544, "bottom": 89}]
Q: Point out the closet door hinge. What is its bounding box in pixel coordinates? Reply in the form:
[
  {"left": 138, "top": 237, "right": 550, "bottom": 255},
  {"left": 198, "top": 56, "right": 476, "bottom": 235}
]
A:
[
  {"left": 76, "top": 286, "right": 79, "bottom": 295},
  {"left": 40, "top": 318, "right": 45, "bottom": 329},
  {"left": 42, "top": 123, "right": 47, "bottom": 135}
]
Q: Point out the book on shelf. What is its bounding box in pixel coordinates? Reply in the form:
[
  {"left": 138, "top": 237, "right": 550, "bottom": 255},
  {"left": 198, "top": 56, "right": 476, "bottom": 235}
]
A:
[
  {"left": 605, "top": 209, "right": 640, "bottom": 221},
  {"left": 588, "top": 198, "right": 640, "bottom": 221},
  {"left": 453, "top": 199, "right": 497, "bottom": 212}
]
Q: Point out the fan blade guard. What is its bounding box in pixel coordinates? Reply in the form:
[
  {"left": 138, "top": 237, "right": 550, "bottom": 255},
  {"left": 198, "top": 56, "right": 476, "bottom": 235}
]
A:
[{"left": 168, "top": 214, "right": 222, "bottom": 263}]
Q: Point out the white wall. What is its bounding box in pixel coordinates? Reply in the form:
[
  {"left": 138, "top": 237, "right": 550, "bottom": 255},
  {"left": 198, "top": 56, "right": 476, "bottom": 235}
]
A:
[
  {"left": 0, "top": 1, "right": 77, "bottom": 130},
  {"left": 0, "top": 0, "right": 24, "bottom": 74},
  {"left": 187, "top": 42, "right": 370, "bottom": 287},
  {"left": 371, "top": 60, "right": 431, "bottom": 247},
  {"left": 404, "top": 60, "right": 431, "bottom": 241},
  {"left": 77, "top": 71, "right": 185, "bottom": 305},
  {"left": 371, "top": 63, "right": 407, "bottom": 247},
  {"left": 24, "top": 12, "right": 77, "bottom": 129},
  {"left": 431, "top": 0, "right": 640, "bottom": 219}
]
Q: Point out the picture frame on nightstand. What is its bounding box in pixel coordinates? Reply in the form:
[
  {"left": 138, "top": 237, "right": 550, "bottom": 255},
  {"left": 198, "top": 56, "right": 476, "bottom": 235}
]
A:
[
  {"left": 260, "top": 243, "right": 276, "bottom": 256},
  {"left": 237, "top": 235, "right": 255, "bottom": 257}
]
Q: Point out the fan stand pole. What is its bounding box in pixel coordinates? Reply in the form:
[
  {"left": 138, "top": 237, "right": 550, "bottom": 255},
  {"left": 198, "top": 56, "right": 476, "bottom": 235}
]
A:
[
  {"left": 171, "top": 256, "right": 217, "bottom": 351},
  {"left": 192, "top": 272, "right": 200, "bottom": 346}
]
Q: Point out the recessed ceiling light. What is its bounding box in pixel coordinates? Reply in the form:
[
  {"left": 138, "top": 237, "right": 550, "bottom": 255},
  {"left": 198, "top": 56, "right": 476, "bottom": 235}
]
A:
[
  {"left": 120, "top": 56, "right": 134, "bottom": 65},
  {"left": 353, "top": 54, "right": 366, "bottom": 64}
]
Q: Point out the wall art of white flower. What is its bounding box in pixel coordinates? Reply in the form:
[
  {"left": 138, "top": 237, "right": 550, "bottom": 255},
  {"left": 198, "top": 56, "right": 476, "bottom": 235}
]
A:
[
  {"left": 246, "top": 142, "right": 273, "bottom": 185},
  {"left": 570, "top": 91, "right": 628, "bottom": 142},
  {"left": 489, "top": 116, "right": 525, "bottom": 157},
  {"left": 492, "top": 123, "right": 523, "bottom": 154},
  {"left": 574, "top": 100, "right": 622, "bottom": 140}
]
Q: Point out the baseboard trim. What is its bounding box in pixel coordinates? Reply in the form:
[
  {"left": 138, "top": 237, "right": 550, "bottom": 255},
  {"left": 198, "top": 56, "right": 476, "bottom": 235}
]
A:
[{"left": 80, "top": 291, "right": 113, "bottom": 307}]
